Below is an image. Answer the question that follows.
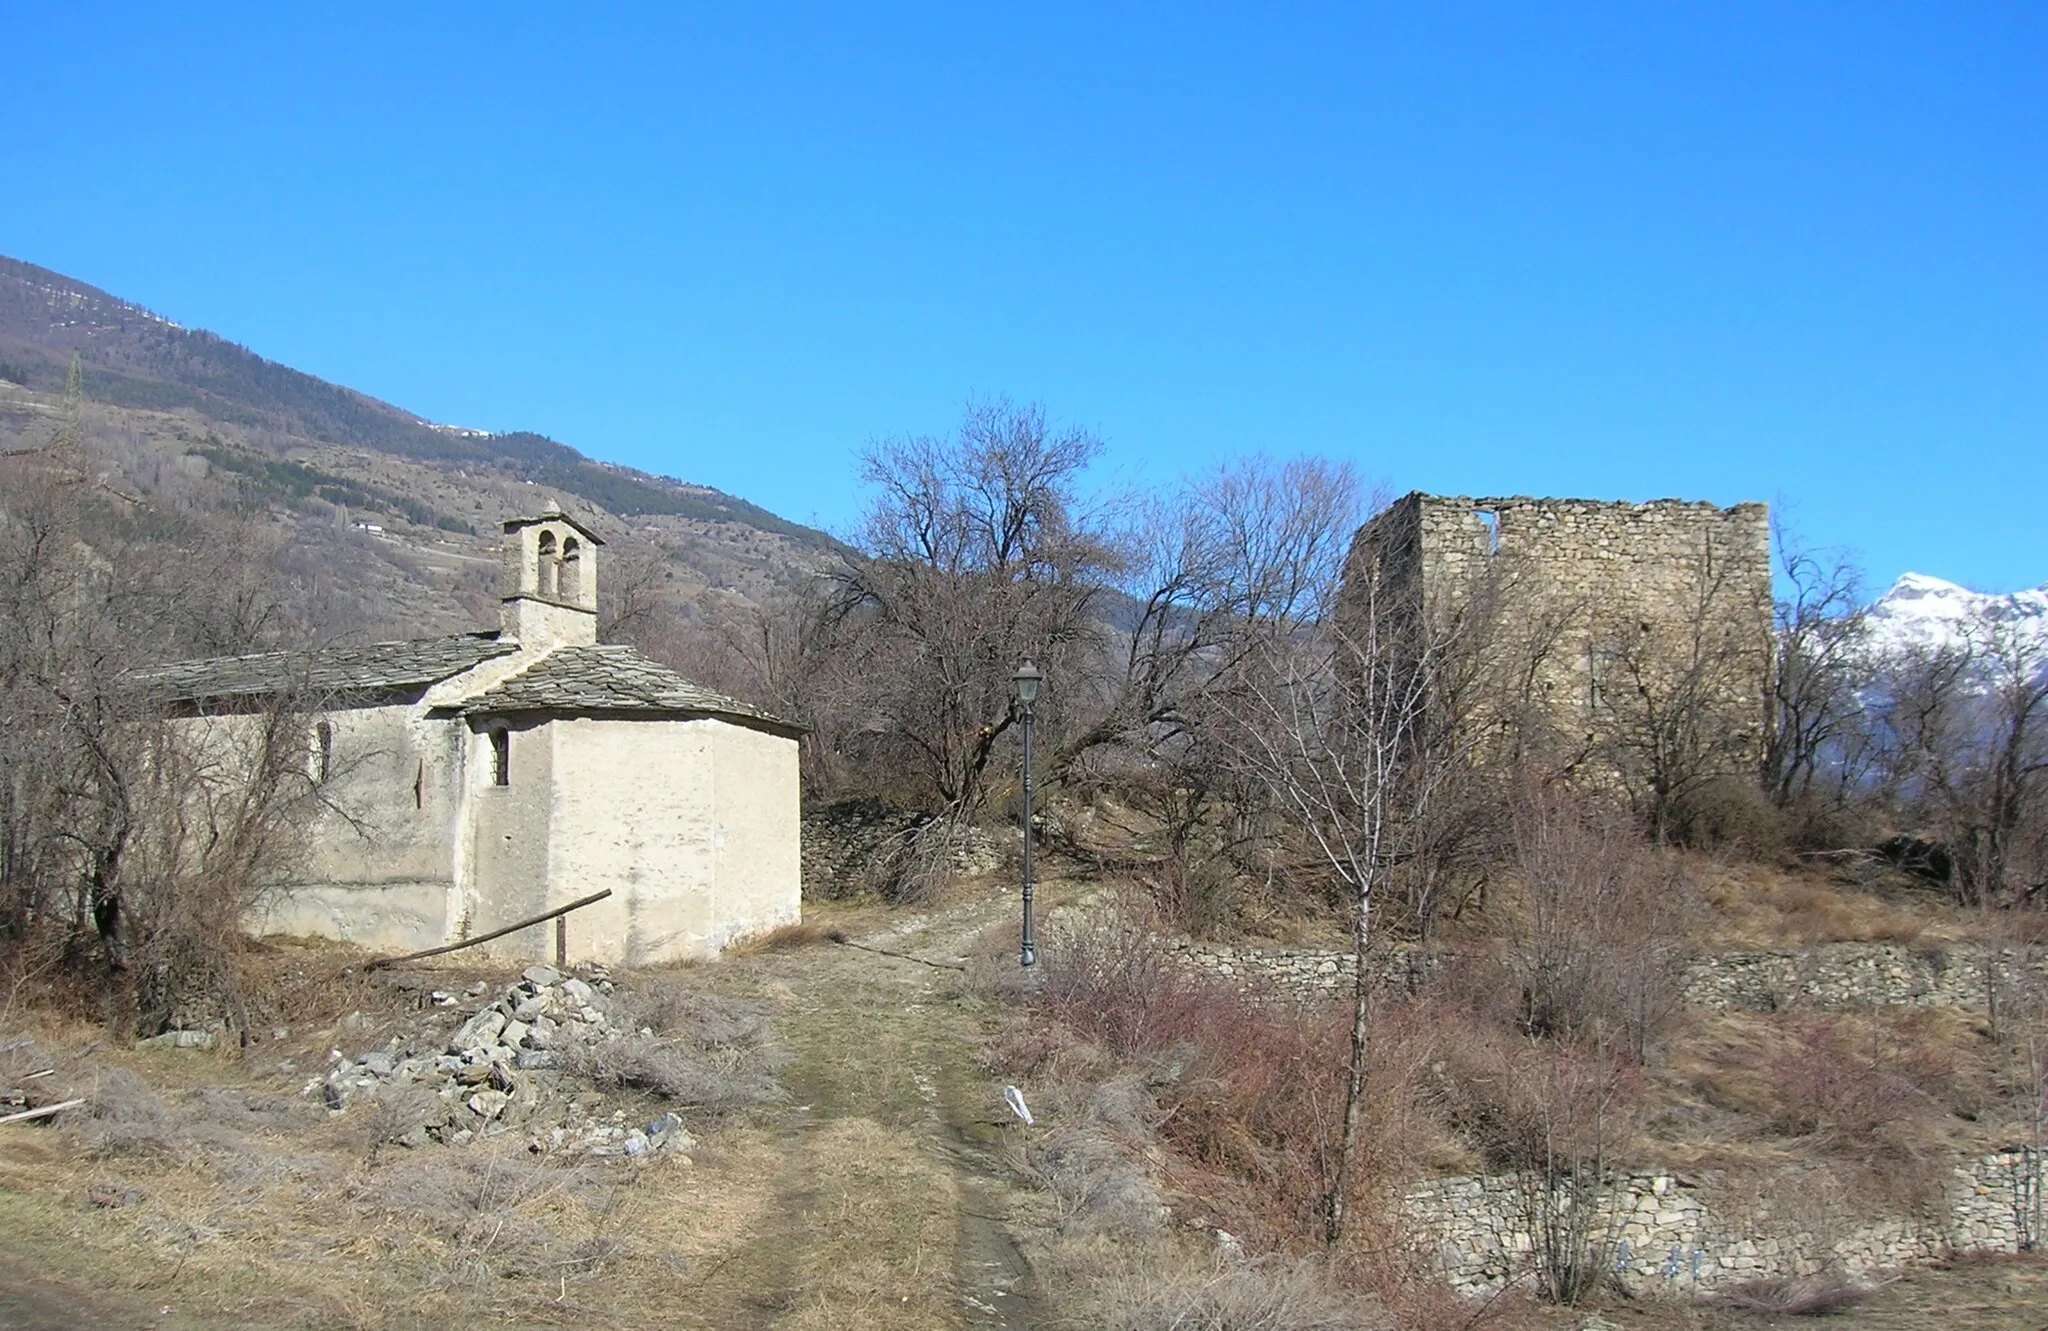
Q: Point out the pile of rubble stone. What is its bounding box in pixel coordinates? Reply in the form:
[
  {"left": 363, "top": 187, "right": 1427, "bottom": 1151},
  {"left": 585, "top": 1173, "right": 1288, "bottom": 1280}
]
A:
[{"left": 309, "top": 962, "right": 695, "bottom": 1158}]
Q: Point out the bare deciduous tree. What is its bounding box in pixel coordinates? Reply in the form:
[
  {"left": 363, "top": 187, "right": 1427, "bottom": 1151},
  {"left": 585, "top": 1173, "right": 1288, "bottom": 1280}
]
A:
[
  {"left": 1591, "top": 533, "right": 1773, "bottom": 845},
  {"left": 1052, "top": 457, "right": 1365, "bottom": 928},
  {"left": 1217, "top": 530, "right": 1475, "bottom": 1243},
  {"left": 1766, "top": 528, "right": 1875, "bottom": 815},
  {"left": 1871, "top": 613, "right": 2048, "bottom": 907},
  {"left": 0, "top": 440, "right": 321, "bottom": 1032},
  {"left": 815, "top": 399, "right": 1120, "bottom": 820}
]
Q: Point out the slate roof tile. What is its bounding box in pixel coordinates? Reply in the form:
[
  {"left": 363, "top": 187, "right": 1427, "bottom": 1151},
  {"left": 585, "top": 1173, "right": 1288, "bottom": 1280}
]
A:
[
  {"left": 131, "top": 633, "right": 517, "bottom": 702},
  {"left": 456, "top": 644, "right": 796, "bottom": 732}
]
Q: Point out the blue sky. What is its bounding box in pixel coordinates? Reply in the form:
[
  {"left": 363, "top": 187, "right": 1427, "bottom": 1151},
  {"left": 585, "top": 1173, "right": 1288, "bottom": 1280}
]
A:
[{"left": 3, "top": 4, "right": 2041, "bottom": 593}]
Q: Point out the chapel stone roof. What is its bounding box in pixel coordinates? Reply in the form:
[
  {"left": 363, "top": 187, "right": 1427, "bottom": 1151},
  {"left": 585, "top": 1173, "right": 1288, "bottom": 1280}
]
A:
[
  {"left": 132, "top": 632, "right": 518, "bottom": 703},
  {"left": 454, "top": 644, "right": 799, "bottom": 734}
]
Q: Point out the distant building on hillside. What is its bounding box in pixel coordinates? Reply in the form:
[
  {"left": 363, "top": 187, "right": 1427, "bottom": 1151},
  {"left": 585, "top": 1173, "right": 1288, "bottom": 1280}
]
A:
[
  {"left": 1340, "top": 493, "right": 1774, "bottom": 797},
  {"left": 136, "top": 501, "right": 802, "bottom": 964}
]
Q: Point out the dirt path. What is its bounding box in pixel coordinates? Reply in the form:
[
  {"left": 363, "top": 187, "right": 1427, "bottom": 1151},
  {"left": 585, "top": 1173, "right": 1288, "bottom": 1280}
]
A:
[{"left": 673, "top": 887, "right": 1052, "bottom": 1330}]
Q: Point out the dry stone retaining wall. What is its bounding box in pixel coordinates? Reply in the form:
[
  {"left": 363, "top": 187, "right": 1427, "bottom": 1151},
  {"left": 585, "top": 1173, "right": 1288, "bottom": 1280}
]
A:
[
  {"left": 1681, "top": 941, "right": 2048, "bottom": 1012},
  {"left": 1166, "top": 938, "right": 2048, "bottom": 1014},
  {"left": 1405, "top": 1151, "right": 2047, "bottom": 1295},
  {"left": 800, "top": 801, "right": 1003, "bottom": 899}
]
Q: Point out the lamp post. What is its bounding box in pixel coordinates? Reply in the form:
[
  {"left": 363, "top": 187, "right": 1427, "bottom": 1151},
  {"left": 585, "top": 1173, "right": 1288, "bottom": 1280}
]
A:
[{"left": 1013, "top": 660, "right": 1043, "bottom": 969}]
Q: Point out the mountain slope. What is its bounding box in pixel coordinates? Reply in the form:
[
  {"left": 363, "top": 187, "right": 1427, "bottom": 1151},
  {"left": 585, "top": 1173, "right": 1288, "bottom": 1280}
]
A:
[
  {"left": 0, "top": 254, "right": 842, "bottom": 646},
  {"left": 0, "top": 255, "right": 825, "bottom": 543}
]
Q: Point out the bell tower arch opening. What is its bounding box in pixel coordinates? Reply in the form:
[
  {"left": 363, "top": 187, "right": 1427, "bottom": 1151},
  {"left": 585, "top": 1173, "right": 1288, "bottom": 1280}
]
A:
[{"left": 498, "top": 500, "right": 606, "bottom": 648}]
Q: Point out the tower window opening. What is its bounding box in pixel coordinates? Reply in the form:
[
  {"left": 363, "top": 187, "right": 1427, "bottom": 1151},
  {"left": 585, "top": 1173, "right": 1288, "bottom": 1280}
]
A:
[
  {"left": 560, "top": 537, "right": 581, "bottom": 603},
  {"left": 490, "top": 727, "right": 511, "bottom": 786},
  {"left": 537, "top": 531, "right": 559, "bottom": 597},
  {"left": 312, "top": 720, "right": 333, "bottom": 783},
  {"left": 1474, "top": 509, "right": 1500, "bottom": 555}
]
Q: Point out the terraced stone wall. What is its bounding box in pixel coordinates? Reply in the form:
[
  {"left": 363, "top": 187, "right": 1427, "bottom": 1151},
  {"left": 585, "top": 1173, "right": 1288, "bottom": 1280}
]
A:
[
  {"left": 1167, "top": 937, "right": 2048, "bottom": 1014},
  {"left": 1406, "top": 1151, "right": 2047, "bottom": 1295}
]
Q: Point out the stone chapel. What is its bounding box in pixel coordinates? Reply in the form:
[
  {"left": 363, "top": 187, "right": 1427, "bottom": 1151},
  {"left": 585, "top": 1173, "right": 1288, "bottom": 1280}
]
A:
[{"left": 135, "top": 502, "right": 803, "bottom": 965}]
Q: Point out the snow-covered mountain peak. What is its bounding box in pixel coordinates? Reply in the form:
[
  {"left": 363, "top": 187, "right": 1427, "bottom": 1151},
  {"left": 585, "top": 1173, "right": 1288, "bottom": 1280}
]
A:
[{"left": 1863, "top": 573, "right": 2048, "bottom": 662}]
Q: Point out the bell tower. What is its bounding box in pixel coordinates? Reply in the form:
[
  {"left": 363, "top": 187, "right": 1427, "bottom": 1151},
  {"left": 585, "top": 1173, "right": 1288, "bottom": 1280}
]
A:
[{"left": 500, "top": 500, "right": 603, "bottom": 649}]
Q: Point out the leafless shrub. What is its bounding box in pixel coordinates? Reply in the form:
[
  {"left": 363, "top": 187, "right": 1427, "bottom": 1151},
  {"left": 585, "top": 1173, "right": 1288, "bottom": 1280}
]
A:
[
  {"left": 0, "top": 1033, "right": 42, "bottom": 1085},
  {"left": 1099, "top": 1255, "right": 1392, "bottom": 1331},
  {"left": 1018, "top": 910, "right": 1395, "bottom": 1249},
  {"left": 360, "top": 1151, "right": 621, "bottom": 1286},
  {"left": 1030, "top": 912, "right": 1217, "bottom": 1062},
  {"left": 63, "top": 1067, "right": 177, "bottom": 1156},
  {"left": 890, "top": 815, "right": 976, "bottom": 902},
  {"left": 1073, "top": 1074, "right": 1160, "bottom": 1140},
  {"left": 1020, "top": 1125, "right": 1165, "bottom": 1236},
  {"left": 610, "top": 981, "right": 772, "bottom": 1050},
  {"left": 555, "top": 1031, "right": 783, "bottom": 1110},
  {"left": 1671, "top": 775, "right": 1790, "bottom": 857},
  {"left": 1764, "top": 1013, "right": 1958, "bottom": 1150},
  {"left": 1719, "top": 1274, "right": 1875, "bottom": 1315},
  {"left": 1497, "top": 785, "right": 1696, "bottom": 1062},
  {"left": 1142, "top": 857, "right": 1242, "bottom": 942},
  {"left": 1433, "top": 1030, "right": 1646, "bottom": 1305},
  {"left": 206, "top": 1141, "right": 338, "bottom": 1195},
  {"left": 189, "top": 1084, "right": 320, "bottom": 1133}
]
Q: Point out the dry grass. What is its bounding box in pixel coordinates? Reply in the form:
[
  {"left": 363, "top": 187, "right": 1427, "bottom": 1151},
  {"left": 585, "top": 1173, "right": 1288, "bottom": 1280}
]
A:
[
  {"left": 0, "top": 962, "right": 823, "bottom": 1329},
  {"left": 1698, "top": 864, "right": 1954, "bottom": 948},
  {"left": 1665, "top": 1008, "right": 1988, "bottom": 1148},
  {"left": 1092, "top": 1253, "right": 1394, "bottom": 1331},
  {"left": 1649, "top": 1004, "right": 1999, "bottom": 1225},
  {"left": 0, "top": 1003, "right": 875, "bottom": 1329},
  {"left": 1718, "top": 1274, "right": 1878, "bottom": 1315},
  {"left": 353, "top": 1149, "right": 625, "bottom": 1286},
  {"left": 727, "top": 918, "right": 838, "bottom": 954},
  {"left": 555, "top": 980, "right": 784, "bottom": 1110},
  {"left": 774, "top": 1117, "right": 960, "bottom": 1331}
]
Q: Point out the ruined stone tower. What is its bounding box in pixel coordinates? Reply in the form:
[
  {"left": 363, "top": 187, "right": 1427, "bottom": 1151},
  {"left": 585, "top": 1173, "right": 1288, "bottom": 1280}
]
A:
[{"left": 1343, "top": 493, "right": 1774, "bottom": 790}]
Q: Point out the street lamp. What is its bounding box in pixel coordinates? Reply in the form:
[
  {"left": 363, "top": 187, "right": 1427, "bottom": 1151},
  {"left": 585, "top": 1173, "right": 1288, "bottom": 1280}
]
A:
[{"left": 1013, "top": 660, "right": 1043, "bottom": 969}]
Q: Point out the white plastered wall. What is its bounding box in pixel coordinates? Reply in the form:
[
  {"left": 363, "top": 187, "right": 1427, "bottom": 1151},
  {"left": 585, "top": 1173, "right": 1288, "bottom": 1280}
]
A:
[
  {"left": 459, "top": 716, "right": 555, "bottom": 954},
  {"left": 710, "top": 721, "right": 802, "bottom": 951},
  {"left": 235, "top": 701, "right": 466, "bottom": 953},
  {"left": 537, "top": 715, "right": 800, "bottom": 965}
]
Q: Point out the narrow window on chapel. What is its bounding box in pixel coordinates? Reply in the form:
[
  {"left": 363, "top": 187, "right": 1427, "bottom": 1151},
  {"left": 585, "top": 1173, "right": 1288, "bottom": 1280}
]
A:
[{"left": 490, "top": 728, "right": 511, "bottom": 786}]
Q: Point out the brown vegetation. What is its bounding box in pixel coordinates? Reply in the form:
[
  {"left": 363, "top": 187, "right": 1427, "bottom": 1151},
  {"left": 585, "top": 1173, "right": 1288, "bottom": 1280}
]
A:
[{"left": 1, "top": 419, "right": 329, "bottom": 1037}]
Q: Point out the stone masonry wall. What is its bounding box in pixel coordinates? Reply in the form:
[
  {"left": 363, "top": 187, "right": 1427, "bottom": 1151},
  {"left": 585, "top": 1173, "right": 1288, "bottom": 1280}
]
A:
[
  {"left": 800, "top": 801, "right": 1002, "bottom": 899},
  {"left": 1345, "top": 493, "right": 1774, "bottom": 778},
  {"left": 1405, "top": 1150, "right": 2048, "bottom": 1295},
  {"left": 1166, "top": 937, "right": 2048, "bottom": 1013},
  {"left": 1158, "top": 933, "right": 2048, "bottom": 1291}
]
